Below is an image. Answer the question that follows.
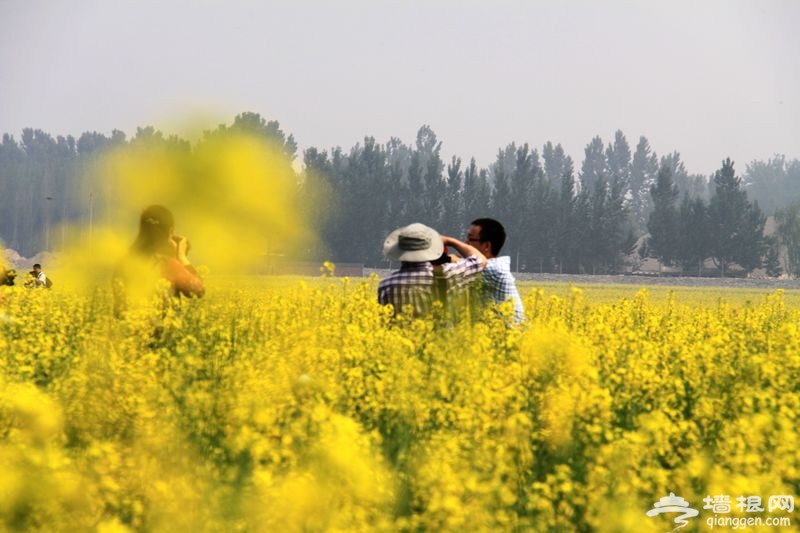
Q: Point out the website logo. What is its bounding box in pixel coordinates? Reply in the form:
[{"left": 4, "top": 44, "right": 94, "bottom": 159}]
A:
[{"left": 646, "top": 492, "right": 700, "bottom": 531}]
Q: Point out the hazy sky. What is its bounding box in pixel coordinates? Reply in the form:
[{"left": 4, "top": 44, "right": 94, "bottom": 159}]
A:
[{"left": 1, "top": 0, "right": 798, "bottom": 176}]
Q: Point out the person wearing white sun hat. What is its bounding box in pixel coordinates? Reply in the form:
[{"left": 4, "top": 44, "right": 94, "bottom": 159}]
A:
[{"left": 378, "top": 223, "right": 486, "bottom": 318}]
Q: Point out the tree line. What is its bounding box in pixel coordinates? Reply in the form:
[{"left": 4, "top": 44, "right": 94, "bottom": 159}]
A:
[{"left": 2, "top": 111, "right": 800, "bottom": 276}]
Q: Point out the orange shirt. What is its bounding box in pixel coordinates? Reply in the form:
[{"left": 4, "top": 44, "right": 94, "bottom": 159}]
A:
[{"left": 161, "top": 257, "right": 205, "bottom": 297}]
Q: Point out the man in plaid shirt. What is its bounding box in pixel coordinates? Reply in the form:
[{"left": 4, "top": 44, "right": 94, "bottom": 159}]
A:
[
  {"left": 467, "top": 218, "right": 525, "bottom": 323},
  {"left": 379, "top": 223, "right": 487, "bottom": 318}
]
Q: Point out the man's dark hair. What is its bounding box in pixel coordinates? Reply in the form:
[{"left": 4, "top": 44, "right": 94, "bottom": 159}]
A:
[
  {"left": 33, "top": 263, "right": 41, "bottom": 269},
  {"left": 471, "top": 218, "right": 506, "bottom": 256}
]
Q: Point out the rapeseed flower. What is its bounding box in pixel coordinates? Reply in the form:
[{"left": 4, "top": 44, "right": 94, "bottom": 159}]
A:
[{"left": 2, "top": 279, "right": 800, "bottom": 531}]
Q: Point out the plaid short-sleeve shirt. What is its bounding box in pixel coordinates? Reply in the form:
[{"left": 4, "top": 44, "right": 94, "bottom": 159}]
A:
[
  {"left": 378, "top": 255, "right": 484, "bottom": 318},
  {"left": 482, "top": 256, "right": 525, "bottom": 322}
]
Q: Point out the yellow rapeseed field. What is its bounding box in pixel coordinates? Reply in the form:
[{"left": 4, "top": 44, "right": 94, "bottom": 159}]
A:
[{"left": 1, "top": 276, "right": 799, "bottom": 532}]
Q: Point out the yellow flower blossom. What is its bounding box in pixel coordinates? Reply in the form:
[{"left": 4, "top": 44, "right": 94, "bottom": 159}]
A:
[{"left": 2, "top": 279, "right": 800, "bottom": 530}]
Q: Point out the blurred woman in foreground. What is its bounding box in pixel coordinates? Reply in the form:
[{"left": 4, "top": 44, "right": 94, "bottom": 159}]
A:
[{"left": 113, "top": 204, "right": 204, "bottom": 318}]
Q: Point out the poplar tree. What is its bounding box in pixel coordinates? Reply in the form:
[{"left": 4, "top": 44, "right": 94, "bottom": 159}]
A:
[
  {"left": 554, "top": 165, "right": 579, "bottom": 273},
  {"left": 630, "top": 136, "right": 659, "bottom": 232},
  {"left": 707, "top": 158, "right": 766, "bottom": 276},
  {"left": 605, "top": 130, "right": 631, "bottom": 192},
  {"left": 579, "top": 135, "right": 607, "bottom": 193},
  {"left": 775, "top": 202, "right": 800, "bottom": 276},
  {"left": 542, "top": 141, "right": 570, "bottom": 184},
  {"left": 647, "top": 163, "right": 680, "bottom": 267},
  {"left": 676, "top": 193, "right": 709, "bottom": 275}
]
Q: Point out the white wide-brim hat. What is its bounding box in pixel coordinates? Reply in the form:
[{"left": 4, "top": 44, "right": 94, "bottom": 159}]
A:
[{"left": 383, "top": 223, "right": 444, "bottom": 262}]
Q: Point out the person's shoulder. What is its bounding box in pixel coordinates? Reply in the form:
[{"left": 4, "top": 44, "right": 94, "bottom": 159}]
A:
[
  {"left": 442, "top": 254, "right": 483, "bottom": 275},
  {"left": 488, "top": 256, "right": 513, "bottom": 272},
  {"left": 442, "top": 255, "right": 468, "bottom": 268}
]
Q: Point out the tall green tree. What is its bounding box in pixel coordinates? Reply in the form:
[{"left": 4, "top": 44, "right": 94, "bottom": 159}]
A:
[
  {"left": 463, "top": 158, "right": 490, "bottom": 224},
  {"left": 605, "top": 130, "right": 631, "bottom": 192},
  {"left": 442, "top": 156, "right": 464, "bottom": 238},
  {"left": 630, "top": 136, "right": 659, "bottom": 233},
  {"left": 572, "top": 185, "right": 593, "bottom": 273},
  {"left": 707, "top": 158, "right": 766, "bottom": 276},
  {"left": 647, "top": 163, "right": 680, "bottom": 267},
  {"left": 582, "top": 177, "right": 631, "bottom": 274},
  {"left": 542, "top": 141, "right": 571, "bottom": 184},
  {"left": 406, "top": 126, "right": 444, "bottom": 228},
  {"left": 579, "top": 135, "right": 607, "bottom": 193},
  {"left": 221, "top": 111, "right": 298, "bottom": 160},
  {"left": 385, "top": 137, "right": 411, "bottom": 225},
  {"left": 676, "top": 193, "right": 709, "bottom": 275},
  {"left": 585, "top": 179, "right": 609, "bottom": 274},
  {"left": 525, "top": 149, "right": 555, "bottom": 272},
  {"left": 0, "top": 134, "right": 25, "bottom": 252},
  {"left": 553, "top": 164, "right": 580, "bottom": 273},
  {"left": 775, "top": 202, "right": 800, "bottom": 276},
  {"left": 489, "top": 144, "right": 515, "bottom": 229},
  {"left": 509, "top": 144, "right": 542, "bottom": 269},
  {"left": 737, "top": 199, "right": 767, "bottom": 272},
  {"left": 660, "top": 151, "right": 707, "bottom": 200},
  {"left": 743, "top": 155, "right": 800, "bottom": 215},
  {"left": 17, "top": 129, "right": 66, "bottom": 256},
  {"left": 607, "top": 176, "right": 636, "bottom": 271},
  {"left": 349, "top": 137, "right": 393, "bottom": 264},
  {"left": 302, "top": 146, "right": 349, "bottom": 262},
  {"left": 763, "top": 235, "right": 783, "bottom": 277},
  {"left": 48, "top": 135, "right": 77, "bottom": 252},
  {"left": 300, "top": 146, "right": 336, "bottom": 260}
]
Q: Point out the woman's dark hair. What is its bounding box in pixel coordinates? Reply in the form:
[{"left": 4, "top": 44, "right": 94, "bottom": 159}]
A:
[{"left": 131, "top": 205, "right": 174, "bottom": 255}]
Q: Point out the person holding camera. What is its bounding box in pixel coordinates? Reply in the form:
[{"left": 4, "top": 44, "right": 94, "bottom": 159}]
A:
[
  {"left": 466, "top": 218, "right": 524, "bottom": 323},
  {"left": 24, "top": 263, "right": 49, "bottom": 288},
  {"left": 379, "top": 223, "right": 486, "bottom": 319},
  {"left": 113, "top": 204, "right": 204, "bottom": 317}
]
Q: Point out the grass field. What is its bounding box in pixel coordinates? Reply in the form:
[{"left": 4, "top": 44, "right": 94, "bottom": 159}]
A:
[{"left": 1, "top": 275, "right": 799, "bottom": 532}]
